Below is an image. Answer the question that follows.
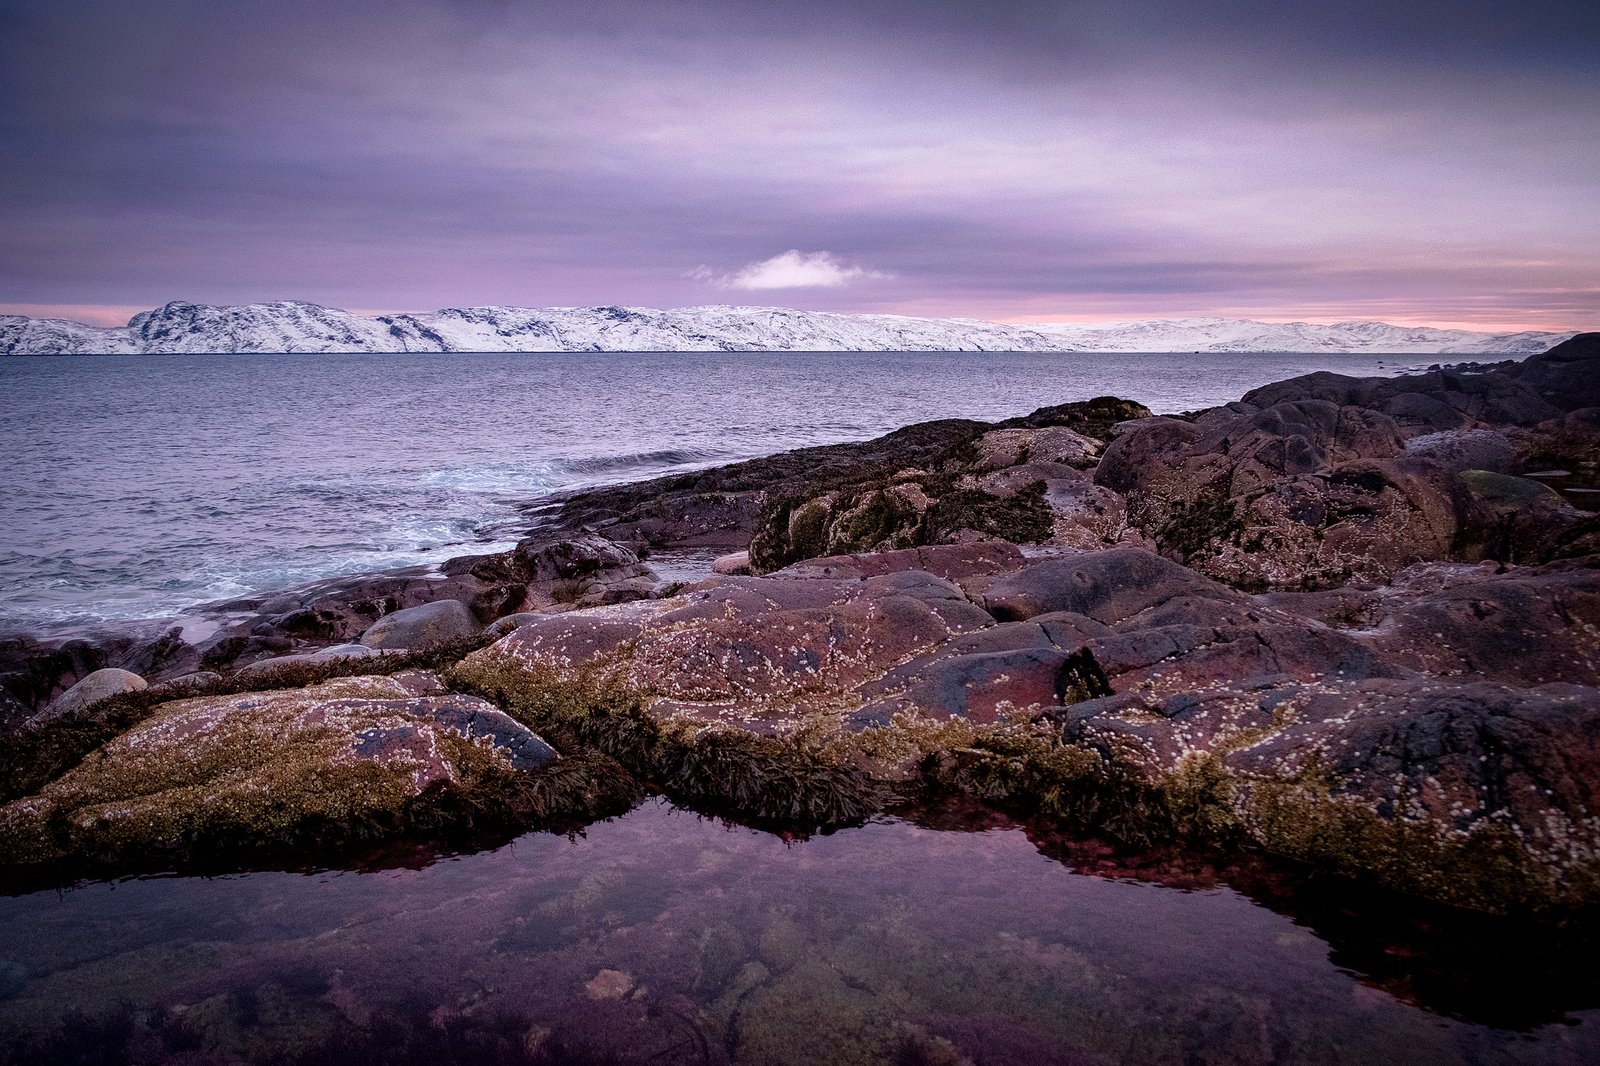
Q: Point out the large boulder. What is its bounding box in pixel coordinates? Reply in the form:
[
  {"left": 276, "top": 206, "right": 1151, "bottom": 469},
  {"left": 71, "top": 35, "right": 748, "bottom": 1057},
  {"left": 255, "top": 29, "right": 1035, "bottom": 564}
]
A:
[
  {"left": 977, "top": 546, "right": 1241, "bottom": 624},
  {"left": 1450, "top": 470, "right": 1589, "bottom": 563},
  {"left": 1509, "top": 331, "right": 1600, "bottom": 410},
  {"left": 1096, "top": 400, "right": 1407, "bottom": 500},
  {"left": 1403, "top": 428, "right": 1516, "bottom": 475},
  {"left": 31, "top": 668, "right": 146, "bottom": 724},
  {"left": 465, "top": 548, "right": 1004, "bottom": 737},
  {"left": 471, "top": 562, "right": 997, "bottom": 733},
  {"left": 1056, "top": 673, "right": 1600, "bottom": 910},
  {"left": 359, "top": 598, "right": 479, "bottom": 650},
  {"left": 1092, "top": 401, "right": 1462, "bottom": 589},
  {"left": 0, "top": 673, "right": 566, "bottom": 871}
]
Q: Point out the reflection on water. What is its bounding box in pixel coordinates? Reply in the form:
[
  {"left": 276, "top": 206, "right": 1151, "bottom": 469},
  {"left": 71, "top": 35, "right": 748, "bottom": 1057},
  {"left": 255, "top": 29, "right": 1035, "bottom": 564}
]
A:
[{"left": 0, "top": 799, "right": 1595, "bottom": 1065}]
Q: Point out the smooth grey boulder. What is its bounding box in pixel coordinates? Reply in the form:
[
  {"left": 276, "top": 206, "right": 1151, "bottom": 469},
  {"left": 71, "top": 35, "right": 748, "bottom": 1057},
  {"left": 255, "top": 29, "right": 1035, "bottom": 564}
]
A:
[
  {"left": 485, "top": 612, "right": 543, "bottom": 639},
  {"left": 313, "top": 643, "right": 375, "bottom": 659},
  {"left": 359, "top": 599, "right": 478, "bottom": 650},
  {"left": 711, "top": 551, "right": 752, "bottom": 576},
  {"left": 1404, "top": 428, "right": 1516, "bottom": 475},
  {"left": 34, "top": 668, "right": 147, "bottom": 723},
  {"left": 979, "top": 547, "right": 1240, "bottom": 624}
]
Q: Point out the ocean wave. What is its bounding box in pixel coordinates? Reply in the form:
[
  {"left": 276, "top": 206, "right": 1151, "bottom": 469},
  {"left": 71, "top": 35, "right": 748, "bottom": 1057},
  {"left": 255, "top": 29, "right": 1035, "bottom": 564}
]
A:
[
  {"left": 419, "top": 448, "right": 738, "bottom": 499},
  {"left": 555, "top": 446, "right": 734, "bottom": 476},
  {"left": 419, "top": 463, "right": 566, "bottom": 495}
]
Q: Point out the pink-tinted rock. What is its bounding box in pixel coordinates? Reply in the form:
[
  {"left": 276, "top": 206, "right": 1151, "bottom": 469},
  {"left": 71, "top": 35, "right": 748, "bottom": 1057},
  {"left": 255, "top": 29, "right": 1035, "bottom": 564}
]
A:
[
  {"left": 852, "top": 648, "right": 1081, "bottom": 726},
  {"left": 1362, "top": 563, "right": 1600, "bottom": 687},
  {"left": 977, "top": 547, "right": 1242, "bottom": 624},
  {"left": 773, "top": 542, "right": 1025, "bottom": 584}
]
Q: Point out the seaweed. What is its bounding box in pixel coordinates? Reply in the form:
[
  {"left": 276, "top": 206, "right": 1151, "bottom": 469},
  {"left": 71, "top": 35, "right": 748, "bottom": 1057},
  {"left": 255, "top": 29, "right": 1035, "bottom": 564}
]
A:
[
  {"left": 450, "top": 659, "right": 882, "bottom": 833},
  {"left": 917, "top": 481, "right": 1053, "bottom": 545}
]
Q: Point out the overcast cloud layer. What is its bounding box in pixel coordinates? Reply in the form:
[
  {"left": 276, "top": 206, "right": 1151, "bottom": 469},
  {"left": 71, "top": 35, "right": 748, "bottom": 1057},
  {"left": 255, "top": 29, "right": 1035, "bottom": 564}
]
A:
[{"left": 1, "top": 0, "right": 1595, "bottom": 329}]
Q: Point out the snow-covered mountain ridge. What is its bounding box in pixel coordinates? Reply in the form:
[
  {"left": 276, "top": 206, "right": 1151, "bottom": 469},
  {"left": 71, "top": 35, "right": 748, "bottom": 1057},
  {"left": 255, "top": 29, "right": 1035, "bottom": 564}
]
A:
[{"left": 0, "top": 300, "right": 1577, "bottom": 355}]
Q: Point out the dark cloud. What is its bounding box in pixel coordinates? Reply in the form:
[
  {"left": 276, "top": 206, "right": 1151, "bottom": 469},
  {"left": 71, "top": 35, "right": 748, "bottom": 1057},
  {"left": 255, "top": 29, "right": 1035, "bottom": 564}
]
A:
[{"left": 1, "top": 1, "right": 1595, "bottom": 327}]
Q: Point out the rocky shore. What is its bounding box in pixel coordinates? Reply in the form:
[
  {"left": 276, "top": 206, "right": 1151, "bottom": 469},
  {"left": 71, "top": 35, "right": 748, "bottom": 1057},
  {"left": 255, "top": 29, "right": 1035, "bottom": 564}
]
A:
[{"left": 3, "top": 334, "right": 1598, "bottom": 915}]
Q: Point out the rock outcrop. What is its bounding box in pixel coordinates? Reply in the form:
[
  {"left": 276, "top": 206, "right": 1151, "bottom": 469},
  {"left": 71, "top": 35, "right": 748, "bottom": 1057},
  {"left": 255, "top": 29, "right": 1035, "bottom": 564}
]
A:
[
  {"left": 1085, "top": 333, "right": 1600, "bottom": 589},
  {"left": 0, "top": 671, "right": 637, "bottom": 876},
  {"left": 457, "top": 537, "right": 1600, "bottom": 912},
  {"left": 4, "top": 336, "right": 1598, "bottom": 913}
]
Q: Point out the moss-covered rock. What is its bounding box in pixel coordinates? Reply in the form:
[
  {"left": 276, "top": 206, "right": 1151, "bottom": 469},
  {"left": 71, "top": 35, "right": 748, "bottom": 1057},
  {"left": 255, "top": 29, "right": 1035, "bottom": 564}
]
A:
[{"left": 0, "top": 673, "right": 638, "bottom": 878}]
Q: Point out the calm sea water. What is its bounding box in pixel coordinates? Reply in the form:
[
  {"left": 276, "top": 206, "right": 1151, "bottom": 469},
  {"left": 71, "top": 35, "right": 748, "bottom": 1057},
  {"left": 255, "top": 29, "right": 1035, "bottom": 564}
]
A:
[
  {"left": 0, "top": 799, "right": 1593, "bottom": 1065},
  {"left": 0, "top": 351, "right": 1430, "bottom": 634}
]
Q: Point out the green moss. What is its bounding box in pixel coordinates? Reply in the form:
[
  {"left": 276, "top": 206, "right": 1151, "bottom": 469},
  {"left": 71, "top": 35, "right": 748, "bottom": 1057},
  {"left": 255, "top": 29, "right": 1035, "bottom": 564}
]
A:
[
  {"left": 1149, "top": 484, "right": 1244, "bottom": 564},
  {"left": 918, "top": 481, "right": 1053, "bottom": 544},
  {"left": 663, "top": 729, "right": 884, "bottom": 827},
  {"left": 451, "top": 659, "right": 1242, "bottom": 861},
  {"left": 841, "top": 490, "right": 917, "bottom": 551},
  {"left": 915, "top": 728, "right": 1239, "bottom": 849},
  {"left": 426, "top": 744, "right": 641, "bottom": 837},
  {"left": 0, "top": 668, "right": 642, "bottom": 881},
  {"left": 448, "top": 658, "right": 882, "bottom": 832},
  {"left": 786, "top": 500, "right": 833, "bottom": 563}
]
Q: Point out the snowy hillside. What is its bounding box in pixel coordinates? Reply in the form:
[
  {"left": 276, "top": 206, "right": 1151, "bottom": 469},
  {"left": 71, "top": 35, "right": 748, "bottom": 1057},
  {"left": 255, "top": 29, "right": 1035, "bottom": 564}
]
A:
[{"left": 0, "top": 300, "right": 1577, "bottom": 355}]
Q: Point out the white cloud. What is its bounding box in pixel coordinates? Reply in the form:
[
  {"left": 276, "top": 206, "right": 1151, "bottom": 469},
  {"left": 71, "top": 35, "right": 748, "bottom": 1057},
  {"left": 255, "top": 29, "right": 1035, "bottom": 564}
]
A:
[{"left": 693, "top": 250, "right": 891, "bottom": 290}]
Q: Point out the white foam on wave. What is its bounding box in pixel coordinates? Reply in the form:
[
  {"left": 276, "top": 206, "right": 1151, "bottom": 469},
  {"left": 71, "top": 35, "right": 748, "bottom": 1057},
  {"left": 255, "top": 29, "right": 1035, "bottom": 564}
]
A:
[{"left": 420, "top": 462, "right": 568, "bottom": 496}]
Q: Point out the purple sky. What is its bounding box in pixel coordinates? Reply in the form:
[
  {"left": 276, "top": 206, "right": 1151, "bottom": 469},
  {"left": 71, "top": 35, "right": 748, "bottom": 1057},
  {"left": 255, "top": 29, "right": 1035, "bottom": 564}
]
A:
[{"left": 1, "top": 0, "right": 1595, "bottom": 330}]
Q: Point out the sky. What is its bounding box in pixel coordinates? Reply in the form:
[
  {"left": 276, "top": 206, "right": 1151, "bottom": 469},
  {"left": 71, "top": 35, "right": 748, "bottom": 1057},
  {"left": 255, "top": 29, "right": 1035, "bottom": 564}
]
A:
[{"left": 0, "top": 0, "right": 1595, "bottom": 330}]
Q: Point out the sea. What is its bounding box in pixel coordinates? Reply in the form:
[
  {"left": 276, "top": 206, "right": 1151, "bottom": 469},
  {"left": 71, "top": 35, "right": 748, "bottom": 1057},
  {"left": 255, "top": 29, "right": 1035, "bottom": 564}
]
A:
[{"left": 0, "top": 350, "right": 1434, "bottom": 636}]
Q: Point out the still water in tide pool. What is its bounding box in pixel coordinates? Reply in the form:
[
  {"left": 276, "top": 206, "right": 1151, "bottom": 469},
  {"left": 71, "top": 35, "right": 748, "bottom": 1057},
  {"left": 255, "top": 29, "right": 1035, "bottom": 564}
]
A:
[
  {"left": 0, "top": 350, "right": 1430, "bottom": 634},
  {"left": 0, "top": 800, "right": 1593, "bottom": 1065}
]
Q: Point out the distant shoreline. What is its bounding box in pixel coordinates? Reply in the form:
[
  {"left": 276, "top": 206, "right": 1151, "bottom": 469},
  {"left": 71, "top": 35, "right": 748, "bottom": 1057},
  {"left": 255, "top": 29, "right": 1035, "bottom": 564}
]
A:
[{"left": 2, "top": 299, "right": 1577, "bottom": 356}]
